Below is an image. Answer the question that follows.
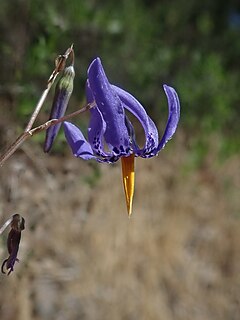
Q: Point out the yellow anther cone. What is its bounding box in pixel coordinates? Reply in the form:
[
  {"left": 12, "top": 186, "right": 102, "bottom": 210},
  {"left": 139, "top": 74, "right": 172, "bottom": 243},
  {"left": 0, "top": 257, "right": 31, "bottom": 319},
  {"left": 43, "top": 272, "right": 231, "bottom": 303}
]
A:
[{"left": 121, "top": 154, "right": 135, "bottom": 216}]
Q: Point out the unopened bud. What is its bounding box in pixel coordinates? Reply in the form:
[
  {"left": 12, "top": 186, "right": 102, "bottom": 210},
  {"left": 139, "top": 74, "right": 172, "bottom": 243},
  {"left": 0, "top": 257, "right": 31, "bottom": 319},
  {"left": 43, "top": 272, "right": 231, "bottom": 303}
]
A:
[{"left": 44, "top": 65, "right": 75, "bottom": 152}]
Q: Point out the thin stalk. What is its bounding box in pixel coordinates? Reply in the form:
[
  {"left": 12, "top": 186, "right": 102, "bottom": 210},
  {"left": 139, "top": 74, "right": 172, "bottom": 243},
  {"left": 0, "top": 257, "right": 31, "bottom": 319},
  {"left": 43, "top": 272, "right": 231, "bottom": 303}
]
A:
[
  {"left": 25, "top": 45, "right": 73, "bottom": 132},
  {"left": 30, "top": 102, "right": 94, "bottom": 136},
  {"left": 0, "top": 102, "right": 94, "bottom": 166},
  {"left": 0, "top": 216, "right": 13, "bottom": 235},
  {"left": 0, "top": 132, "right": 31, "bottom": 166},
  {"left": 0, "top": 45, "right": 74, "bottom": 167},
  {"left": 24, "top": 78, "right": 56, "bottom": 132}
]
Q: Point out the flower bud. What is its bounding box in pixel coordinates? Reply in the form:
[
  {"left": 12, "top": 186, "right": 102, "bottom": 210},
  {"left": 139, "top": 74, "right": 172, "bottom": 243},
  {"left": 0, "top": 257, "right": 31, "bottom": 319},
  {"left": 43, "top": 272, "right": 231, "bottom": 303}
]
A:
[{"left": 44, "top": 65, "right": 75, "bottom": 152}]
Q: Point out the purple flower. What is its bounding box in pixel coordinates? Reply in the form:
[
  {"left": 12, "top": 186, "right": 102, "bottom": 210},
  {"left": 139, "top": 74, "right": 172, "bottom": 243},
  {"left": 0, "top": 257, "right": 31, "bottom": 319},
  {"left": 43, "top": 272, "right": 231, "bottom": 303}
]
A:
[
  {"left": 64, "top": 58, "right": 180, "bottom": 215},
  {"left": 64, "top": 58, "right": 180, "bottom": 162}
]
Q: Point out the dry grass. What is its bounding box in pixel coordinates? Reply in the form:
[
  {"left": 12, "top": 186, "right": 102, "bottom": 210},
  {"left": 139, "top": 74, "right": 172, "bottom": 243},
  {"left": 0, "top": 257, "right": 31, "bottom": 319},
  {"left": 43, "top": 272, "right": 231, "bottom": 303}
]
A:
[{"left": 0, "top": 132, "right": 239, "bottom": 320}]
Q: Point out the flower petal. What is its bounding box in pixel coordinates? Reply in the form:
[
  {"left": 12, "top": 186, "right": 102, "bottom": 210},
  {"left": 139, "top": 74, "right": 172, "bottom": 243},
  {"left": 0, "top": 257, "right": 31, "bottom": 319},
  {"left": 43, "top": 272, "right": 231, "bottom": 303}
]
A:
[
  {"left": 64, "top": 121, "right": 120, "bottom": 163},
  {"left": 64, "top": 122, "right": 97, "bottom": 160},
  {"left": 156, "top": 85, "right": 180, "bottom": 152},
  {"left": 112, "top": 85, "right": 159, "bottom": 157},
  {"left": 86, "top": 81, "right": 111, "bottom": 158},
  {"left": 88, "top": 58, "right": 130, "bottom": 155}
]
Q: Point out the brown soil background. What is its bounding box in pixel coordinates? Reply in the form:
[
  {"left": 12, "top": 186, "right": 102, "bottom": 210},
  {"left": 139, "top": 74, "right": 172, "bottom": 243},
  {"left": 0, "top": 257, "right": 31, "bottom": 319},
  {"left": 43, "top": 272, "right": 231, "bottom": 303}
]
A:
[{"left": 0, "top": 126, "right": 240, "bottom": 320}]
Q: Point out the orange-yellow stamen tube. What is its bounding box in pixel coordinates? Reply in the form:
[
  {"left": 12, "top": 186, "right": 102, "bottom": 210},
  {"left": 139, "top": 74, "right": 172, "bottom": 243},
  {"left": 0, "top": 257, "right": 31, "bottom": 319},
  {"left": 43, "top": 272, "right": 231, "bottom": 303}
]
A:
[{"left": 121, "top": 154, "right": 135, "bottom": 216}]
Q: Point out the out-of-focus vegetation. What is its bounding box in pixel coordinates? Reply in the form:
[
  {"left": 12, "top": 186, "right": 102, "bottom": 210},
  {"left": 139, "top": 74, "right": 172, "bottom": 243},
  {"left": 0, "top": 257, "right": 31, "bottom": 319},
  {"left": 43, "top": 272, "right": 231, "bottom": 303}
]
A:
[
  {"left": 1, "top": 2, "right": 240, "bottom": 320},
  {"left": 0, "top": 0, "right": 240, "bottom": 162}
]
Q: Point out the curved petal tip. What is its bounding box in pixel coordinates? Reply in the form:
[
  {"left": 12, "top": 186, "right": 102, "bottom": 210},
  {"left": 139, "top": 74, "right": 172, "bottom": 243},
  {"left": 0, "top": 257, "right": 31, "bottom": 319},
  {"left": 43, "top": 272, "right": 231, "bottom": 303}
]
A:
[{"left": 157, "top": 85, "right": 180, "bottom": 151}]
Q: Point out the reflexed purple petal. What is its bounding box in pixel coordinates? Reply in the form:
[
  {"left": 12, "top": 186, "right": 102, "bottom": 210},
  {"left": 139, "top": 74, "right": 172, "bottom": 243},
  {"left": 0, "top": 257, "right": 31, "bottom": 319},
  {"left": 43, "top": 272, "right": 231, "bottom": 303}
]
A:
[
  {"left": 86, "top": 81, "right": 111, "bottom": 157},
  {"left": 112, "top": 85, "right": 159, "bottom": 156},
  {"left": 88, "top": 58, "right": 130, "bottom": 154},
  {"left": 88, "top": 107, "right": 111, "bottom": 157},
  {"left": 85, "top": 79, "right": 94, "bottom": 103},
  {"left": 156, "top": 85, "right": 180, "bottom": 152},
  {"left": 64, "top": 122, "right": 97, "bottom": 160},
  {"left": 64, "top": 122, "right": 121, "bottom": 163}
]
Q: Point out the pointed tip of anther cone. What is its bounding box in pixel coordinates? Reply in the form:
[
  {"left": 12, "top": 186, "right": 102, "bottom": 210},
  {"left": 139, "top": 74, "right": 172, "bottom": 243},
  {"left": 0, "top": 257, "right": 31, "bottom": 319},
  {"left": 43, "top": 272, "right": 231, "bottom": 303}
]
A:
[{"left": 121, "top": 154, "right": 135, "bottom": 217}]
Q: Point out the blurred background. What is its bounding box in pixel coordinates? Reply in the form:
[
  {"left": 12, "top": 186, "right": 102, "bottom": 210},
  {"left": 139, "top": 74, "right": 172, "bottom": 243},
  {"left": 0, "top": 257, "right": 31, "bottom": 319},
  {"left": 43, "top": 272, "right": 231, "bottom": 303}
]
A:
[{"left": 0, "top": 0, "right": 240, "bottom": 319}]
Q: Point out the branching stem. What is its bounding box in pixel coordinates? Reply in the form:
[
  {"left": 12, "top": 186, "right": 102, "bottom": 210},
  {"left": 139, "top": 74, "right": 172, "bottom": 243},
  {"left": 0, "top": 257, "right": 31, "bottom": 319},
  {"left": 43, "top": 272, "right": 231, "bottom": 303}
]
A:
[
  {"left": 0, "top": 102, "right": 94, "bottom": 166},
  {"left": 0, "top": 45, "right": 84, "bottom": 167}
]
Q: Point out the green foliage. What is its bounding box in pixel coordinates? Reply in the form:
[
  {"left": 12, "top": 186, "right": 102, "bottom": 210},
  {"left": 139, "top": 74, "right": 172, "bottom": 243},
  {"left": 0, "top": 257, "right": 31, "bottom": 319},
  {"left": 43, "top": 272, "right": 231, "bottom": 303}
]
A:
[{"left": 1, "top": 0, "right": 240, "bottom": 159}]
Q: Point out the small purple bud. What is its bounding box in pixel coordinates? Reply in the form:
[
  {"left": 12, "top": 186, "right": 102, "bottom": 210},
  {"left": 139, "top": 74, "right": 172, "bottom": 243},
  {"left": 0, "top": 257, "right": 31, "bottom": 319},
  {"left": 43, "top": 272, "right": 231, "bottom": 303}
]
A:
[{"left": 44, "top": 65, "right": 75, "bottom": 152}]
